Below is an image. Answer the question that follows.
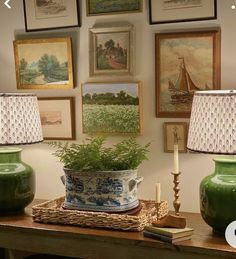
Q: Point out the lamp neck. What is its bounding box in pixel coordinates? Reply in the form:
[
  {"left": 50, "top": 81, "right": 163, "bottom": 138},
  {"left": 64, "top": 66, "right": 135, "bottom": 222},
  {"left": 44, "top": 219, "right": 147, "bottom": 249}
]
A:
[
  {"left": 214, "top": 157, "right": 236, "bottom": 175},
  {"left": 0, "top": 148, "right": 22, "bottom": 163}
]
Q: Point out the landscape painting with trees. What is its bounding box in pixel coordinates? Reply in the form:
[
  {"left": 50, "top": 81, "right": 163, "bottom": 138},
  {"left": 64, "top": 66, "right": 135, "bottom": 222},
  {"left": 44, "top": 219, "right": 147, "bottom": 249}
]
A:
[
  {"left": 96, "top": 32, "right": 128, "bottom": 70},
  {"left": 14, "top": 37, "right": 73, "bottom": 89},
  {"left": 90, "top": 24, "right": 134, "bottom": 76},
  {"left": 82, "top": 82, "right": 142, "bottom": 134},
  {"left": 87, "top": 0, "right": 142, "bottom": 15}
]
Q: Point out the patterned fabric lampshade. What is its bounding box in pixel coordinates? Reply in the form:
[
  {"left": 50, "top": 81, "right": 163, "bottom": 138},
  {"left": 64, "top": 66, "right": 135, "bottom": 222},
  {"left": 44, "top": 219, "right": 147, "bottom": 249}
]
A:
[
  {"left": 187, "top": 90, "right": 236, "bottom": 154},
  {"left": 187, "top": 90, "right": 236, "bottom": 235},
  {"left": 0, "top": 93, "right": 43, "bottom": 214},
  {"left": 0, "top": 93, "right": 43, "bottom": 144}
]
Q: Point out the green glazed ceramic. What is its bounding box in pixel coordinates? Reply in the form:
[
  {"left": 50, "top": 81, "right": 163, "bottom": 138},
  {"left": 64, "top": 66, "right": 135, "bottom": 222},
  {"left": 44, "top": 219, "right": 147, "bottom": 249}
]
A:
[
  {"left": 0, "top": 148, "right": 35, "bottom": 214},
  {"left": 200, "top": 157, "right": 236, "bottom": 235}
]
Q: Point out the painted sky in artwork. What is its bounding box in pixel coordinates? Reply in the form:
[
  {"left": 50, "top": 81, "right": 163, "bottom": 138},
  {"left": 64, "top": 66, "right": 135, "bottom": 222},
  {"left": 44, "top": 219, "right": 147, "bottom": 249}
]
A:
[
  {"left": 18, "top": 42, "right": 68, "bottom": 64},
  {"left": 160, "top": 36, "right": 213, "bottom": 91}
]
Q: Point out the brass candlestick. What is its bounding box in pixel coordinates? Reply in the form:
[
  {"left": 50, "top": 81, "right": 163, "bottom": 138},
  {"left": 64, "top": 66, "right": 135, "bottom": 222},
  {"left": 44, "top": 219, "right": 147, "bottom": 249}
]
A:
[
  {"left": 171, "top": 171, "right": 181, "bottom": 216},
  {"left": 155, "top": 202, "right": 162, "bottom": 220}
]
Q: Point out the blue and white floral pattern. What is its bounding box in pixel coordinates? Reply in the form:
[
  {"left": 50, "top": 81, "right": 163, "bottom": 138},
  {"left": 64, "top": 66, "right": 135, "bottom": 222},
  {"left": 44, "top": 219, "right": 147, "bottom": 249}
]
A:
[{"left": 63, "top": 169, "right": 143, "bottom": 212}]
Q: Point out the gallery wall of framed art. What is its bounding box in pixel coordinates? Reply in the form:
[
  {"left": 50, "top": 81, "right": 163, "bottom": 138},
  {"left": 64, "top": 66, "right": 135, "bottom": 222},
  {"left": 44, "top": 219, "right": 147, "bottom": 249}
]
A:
[{"left": 1, "top": 0, "right": 228, "bottom": 212}]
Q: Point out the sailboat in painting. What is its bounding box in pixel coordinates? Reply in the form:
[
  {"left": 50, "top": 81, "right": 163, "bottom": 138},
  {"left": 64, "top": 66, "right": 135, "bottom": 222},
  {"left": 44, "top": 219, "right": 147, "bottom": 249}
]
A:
[{"left": 168, "top": 57, "right": 204, "bottom": 103}]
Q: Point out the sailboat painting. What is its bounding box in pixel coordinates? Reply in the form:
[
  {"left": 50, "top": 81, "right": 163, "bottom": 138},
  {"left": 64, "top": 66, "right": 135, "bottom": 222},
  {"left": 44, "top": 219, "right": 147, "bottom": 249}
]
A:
[{"left": 155, "top": 30, "right": 220, "bottom": 117}]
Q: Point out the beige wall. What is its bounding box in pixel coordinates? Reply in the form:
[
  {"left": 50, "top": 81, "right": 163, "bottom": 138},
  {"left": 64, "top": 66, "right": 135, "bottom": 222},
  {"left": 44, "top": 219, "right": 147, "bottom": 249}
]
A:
[{"left": 0, "top": 0, "right": 235, "bottom": 213}]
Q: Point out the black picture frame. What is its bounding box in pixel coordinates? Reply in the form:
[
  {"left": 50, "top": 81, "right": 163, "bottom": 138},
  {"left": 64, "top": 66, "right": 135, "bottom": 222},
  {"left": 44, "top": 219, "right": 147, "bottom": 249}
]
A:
[
  {"left": 23, "top": 0, "right": 81, "bottom": 32},
  {"left": 149, "top": 0, "right": 217, "bottom": 24}
]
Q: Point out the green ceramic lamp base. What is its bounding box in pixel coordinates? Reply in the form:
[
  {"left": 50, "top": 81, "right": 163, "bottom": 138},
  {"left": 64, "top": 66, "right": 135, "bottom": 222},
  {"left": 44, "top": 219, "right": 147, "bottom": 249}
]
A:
[
  {"left": 0, "top": 148, "right": 35, "bottom": 215},
  {"left": 200, "top": 156, "right": 236, "bottom": 235}
]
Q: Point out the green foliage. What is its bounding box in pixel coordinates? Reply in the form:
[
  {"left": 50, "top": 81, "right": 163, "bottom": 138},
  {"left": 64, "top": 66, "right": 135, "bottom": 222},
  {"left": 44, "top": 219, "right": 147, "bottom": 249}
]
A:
[
  {"left": 89, "top": 0, "right": 140, "bottom": 13},
  {"left": 97, "top": 55, "right": 112, "bottom": 69},
  {"left": 38, "top": 54, "right": 60, "bottom": 79},
  {"left": 49, "top": 137, "right": 150, "bottom": 171},
  {"left": 46, "top": 67, "right": 68, "bottom": 82},
  {"left": 83, "top": 104, "right": 139, "bottom": 133},
  {"left": 20, "top": 58, "right": 28, "bottom": 71},
  {"left": 82, "top": 90, "right": 138, "bottom": 105},
  {"left": 20, "top": 69, "right": 40, "bottom": 84}
]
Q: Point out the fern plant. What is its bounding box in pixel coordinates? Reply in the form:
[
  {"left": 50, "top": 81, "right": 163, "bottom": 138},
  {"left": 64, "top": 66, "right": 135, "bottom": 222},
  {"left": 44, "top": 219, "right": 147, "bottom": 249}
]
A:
[{"left": 49, "top": 137, "right": 150, "bottom": 171}]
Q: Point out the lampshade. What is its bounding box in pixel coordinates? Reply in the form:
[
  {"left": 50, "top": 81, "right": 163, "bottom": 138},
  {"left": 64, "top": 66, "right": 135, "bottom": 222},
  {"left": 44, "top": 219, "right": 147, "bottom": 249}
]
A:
[
  {"left": 0, "top": 93, "right": 43, "bottom": 145},
  {"left": 187, "top": 90, "right": 236, "bottom": 235},
  {"left": 187, "top": 90, "right": 236, "bottom": 154},
  {"left": 0, "top": 93, "right": 43, "bottom": 214}
]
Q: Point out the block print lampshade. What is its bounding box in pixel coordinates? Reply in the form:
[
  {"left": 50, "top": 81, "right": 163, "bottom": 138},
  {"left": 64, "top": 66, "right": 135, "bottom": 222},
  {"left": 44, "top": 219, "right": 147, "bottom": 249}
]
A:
[
  {"left": 0, "top": 93, "right": 43, "bottom": 145},
  {"left": 187, "top": 90, "right": 236, "bottom": 235},
  {"left": 0, "top": 93, "right": 43, "bottom": 214},
  {"left": 187, "top": 90, "right": 236, "bottom": 154}
]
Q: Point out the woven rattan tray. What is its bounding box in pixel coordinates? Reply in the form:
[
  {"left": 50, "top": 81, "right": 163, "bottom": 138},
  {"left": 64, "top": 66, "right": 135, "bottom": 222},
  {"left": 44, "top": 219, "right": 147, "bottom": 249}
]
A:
[{"left": 32, "top": 197, "right": 168, "bottom": 231}]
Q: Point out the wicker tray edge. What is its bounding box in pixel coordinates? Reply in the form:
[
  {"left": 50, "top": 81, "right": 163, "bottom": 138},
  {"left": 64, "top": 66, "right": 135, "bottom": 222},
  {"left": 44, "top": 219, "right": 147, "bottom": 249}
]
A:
[{"left": 32, "top": 197, "right": 168, "bottom": 231}]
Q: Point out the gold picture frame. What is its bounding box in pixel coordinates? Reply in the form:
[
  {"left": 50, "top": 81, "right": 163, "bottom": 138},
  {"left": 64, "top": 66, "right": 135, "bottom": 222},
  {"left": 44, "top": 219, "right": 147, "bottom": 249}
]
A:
[
  {"left": 38, "top": 97, "right": 76, "bottom": 140},
  {"left": 163, "top": 122, "right": 188, "bottom": 153},
  {"left": 89, "top": 23, "right": 134, "bottom": 77},
  {"left": 14, "top": 37, "right": 74, "bottom": 89}
]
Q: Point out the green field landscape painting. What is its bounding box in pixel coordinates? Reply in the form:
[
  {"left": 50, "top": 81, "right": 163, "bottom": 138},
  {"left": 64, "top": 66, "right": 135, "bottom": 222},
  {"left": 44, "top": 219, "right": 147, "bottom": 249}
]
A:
[
  {"left": 87, "top": 0, "right": 141, "bottom": 15},
  {"left": 82, "top": 82, "right": 142, "bottom": 134}
]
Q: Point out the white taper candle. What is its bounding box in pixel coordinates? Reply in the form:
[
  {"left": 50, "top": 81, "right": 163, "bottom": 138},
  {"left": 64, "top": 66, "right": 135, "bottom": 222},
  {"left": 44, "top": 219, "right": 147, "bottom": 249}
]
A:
[
  {"left": 173, "top": 143, "right": 179, "bottom": 173},
  {"left": 156, "top": 183, "right": 161, "bottom": 203}
]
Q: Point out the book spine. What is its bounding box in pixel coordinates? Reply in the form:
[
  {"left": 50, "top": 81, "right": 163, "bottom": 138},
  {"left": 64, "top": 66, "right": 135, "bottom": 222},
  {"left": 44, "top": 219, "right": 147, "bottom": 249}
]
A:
[
  {"left": 144, "top": 227, "right": 172, "bottom": 237},
  {"left": 143, "top": 230, "right": 173, "bottom": 243}
]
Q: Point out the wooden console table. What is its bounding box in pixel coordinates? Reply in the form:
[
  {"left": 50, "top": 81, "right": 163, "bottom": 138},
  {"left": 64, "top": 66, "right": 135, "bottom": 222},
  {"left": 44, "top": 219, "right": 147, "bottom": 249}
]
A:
[{"left": 0, "top": 199, "right": 235, "bottom": 259}]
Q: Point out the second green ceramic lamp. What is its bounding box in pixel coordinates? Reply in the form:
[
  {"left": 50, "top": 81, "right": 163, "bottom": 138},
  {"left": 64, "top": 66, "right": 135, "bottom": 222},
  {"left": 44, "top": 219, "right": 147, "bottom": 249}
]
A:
[{"left": 187, "top": 90, "right": 236, "bottom": 235}]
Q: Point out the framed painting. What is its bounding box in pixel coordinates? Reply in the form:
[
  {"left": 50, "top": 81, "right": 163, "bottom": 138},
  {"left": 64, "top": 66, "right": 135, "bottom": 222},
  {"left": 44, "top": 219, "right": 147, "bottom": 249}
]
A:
[
  {"left": 89, "top": 23, "right": 134, "bottom": 76},
  {"left": 86, "top": 0, "right": 142, "bottom": 16},
  {"left": 155, "top": 29, "right": 220, "bottom": 118},
  {"left": 38, "top": 97, "right": 76, "bottom": 140},
  {"left": 23, "top": 0, "right": 80, "bottom": 32},
  {"left": 149, "top": 0, "right": 217, "bottom": 24},
  {"left": 82, "top": 82, "right": 143, "bottom": 134},
  {"left": 13, "top": 37, "right": 74, "bottom": 90},
  {"left": 163, "top": 122, "right": 188, "bottom": 153}
]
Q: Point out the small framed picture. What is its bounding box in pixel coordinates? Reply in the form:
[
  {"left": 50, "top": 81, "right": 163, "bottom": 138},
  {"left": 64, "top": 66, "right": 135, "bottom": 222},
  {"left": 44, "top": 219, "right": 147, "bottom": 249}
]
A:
[
  {"left": 163, "top": 122, "right": 188, "bottom": 153},
  {"left": 86, "top": 0, "right": 142, "bottom": 16},
  {"left": 23, "top": 0, "right": 80, "bottom": 32},
  {"left": 38, "top": 97, "right": 76, "bottom": 140},
  {"left": 155, "top": 29, "right": 220, "bottom": 118},
  {"left": 82, "top": 82, "right": 143, "bottom": 134},
  {"left": 13, "top": 37, "right": 74, "bottom": 90},
  {"left": 149, "top": 0, "right": 217, "bottom": 24},
  {"left": 89, "top": 23, "right": 134, "bottom": 76}
]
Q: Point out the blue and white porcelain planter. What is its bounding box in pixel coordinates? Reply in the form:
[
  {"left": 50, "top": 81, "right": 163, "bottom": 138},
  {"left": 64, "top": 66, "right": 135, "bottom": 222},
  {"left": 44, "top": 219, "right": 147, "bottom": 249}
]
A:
[{"left": 63, "top": 168, "right": 143, "bottom": 212}]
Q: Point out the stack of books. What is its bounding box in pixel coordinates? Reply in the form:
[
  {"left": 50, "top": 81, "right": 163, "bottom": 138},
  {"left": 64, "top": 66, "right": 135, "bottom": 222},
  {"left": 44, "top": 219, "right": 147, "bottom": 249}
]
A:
[{"left": 143, "top": 225, "right": 193, "bottom": 244}]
